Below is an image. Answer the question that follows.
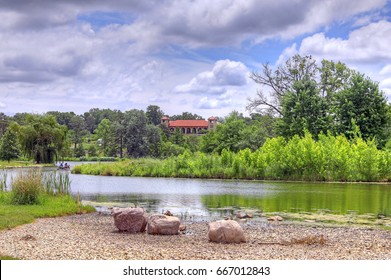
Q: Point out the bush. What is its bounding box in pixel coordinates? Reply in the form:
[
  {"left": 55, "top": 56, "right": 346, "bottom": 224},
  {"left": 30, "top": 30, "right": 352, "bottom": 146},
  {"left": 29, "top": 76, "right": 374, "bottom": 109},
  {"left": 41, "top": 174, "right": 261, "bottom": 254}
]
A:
[{"left": 11, "top": 169, "right": 43, "bottom": 205}]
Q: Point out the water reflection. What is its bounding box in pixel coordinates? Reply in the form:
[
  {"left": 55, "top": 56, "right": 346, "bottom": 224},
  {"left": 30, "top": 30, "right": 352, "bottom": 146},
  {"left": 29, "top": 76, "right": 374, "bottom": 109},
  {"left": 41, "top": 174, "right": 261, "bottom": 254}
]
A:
[{"left": 3, "top": 166, "right": 391, "bottom": 218}]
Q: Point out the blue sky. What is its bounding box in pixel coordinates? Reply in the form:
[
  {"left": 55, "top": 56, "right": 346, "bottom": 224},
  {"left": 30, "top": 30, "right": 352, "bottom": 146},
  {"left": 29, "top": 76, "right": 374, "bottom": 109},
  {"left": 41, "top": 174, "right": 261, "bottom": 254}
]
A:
[{"left": 0, "top": 0, "right": 391, "bottom": 118}]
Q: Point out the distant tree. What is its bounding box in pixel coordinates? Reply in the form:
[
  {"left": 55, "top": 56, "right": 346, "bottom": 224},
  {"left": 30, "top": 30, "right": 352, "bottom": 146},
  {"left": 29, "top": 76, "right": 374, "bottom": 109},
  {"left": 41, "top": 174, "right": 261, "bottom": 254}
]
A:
[
  {"left": 0, "top": 125, "right": 20, "bottom": 162},
  {"left": 170, "top": 112, "right": 204, "bottom": 120},
  {"left": 87, "top": 144, "right": 97, "bottom": 157},
  {"left": 17, "top": 114, "right": 67, "bottom": 163},
  {"left": 123, "top": 109, "right": 149, "bottom": 158},
  {"left": 0, "top": 112, "right": 9, "bottom": 138},
  {"left": 47, "top": 111, "right": 76, "bottom": 129},
  {"left": 94, "top": 118, "right": 113, "bottom": 156},
  {"left": 74, "top": 143, "right": 85, "bottom": 158},
  {"left": 146, "top": 105, "right": 164, "bottom": 125},
  {"left": 69, "top": 115, "right": 87, "bottom": 148}
]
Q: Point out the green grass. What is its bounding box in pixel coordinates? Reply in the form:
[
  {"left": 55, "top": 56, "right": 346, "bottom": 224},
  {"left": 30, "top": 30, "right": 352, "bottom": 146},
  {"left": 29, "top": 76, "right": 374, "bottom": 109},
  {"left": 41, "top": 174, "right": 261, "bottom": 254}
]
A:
[
  {"left": 0, "top": 160, "right": 53, "bottom": 169},
  {"left": 0, "top": 192, "right": 95, "bottom": 231}
]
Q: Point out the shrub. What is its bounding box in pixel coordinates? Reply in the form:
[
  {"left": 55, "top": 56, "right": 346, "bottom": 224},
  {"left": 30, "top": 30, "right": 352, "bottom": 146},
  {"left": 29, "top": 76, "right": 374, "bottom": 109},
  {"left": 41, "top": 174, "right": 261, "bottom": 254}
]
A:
[{"left": 11, "top": 169, "right": 43, "bottom": 205}]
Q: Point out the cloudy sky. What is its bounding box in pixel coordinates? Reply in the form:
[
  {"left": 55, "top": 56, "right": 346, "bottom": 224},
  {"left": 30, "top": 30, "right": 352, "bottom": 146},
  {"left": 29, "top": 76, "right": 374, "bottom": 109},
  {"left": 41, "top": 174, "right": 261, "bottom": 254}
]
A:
[{"left": 1, "top": 0, "right": 391, "bottom": 117}]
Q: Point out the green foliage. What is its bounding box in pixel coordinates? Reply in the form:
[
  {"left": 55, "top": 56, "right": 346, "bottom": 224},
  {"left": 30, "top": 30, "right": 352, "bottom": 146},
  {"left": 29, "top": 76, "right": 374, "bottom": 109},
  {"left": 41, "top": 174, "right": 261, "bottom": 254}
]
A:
[
  {"left": 73, "top": 143, "right": 85, "bottom": 158},
  {"left": 146, "top": 105, "right": 164, "bottom": 125},
  {"left": 0, "top": 126, "right": 20, "bottom": 162},
  {"left": 74, "top": 133, "right": 391, "bottom": 182},
  {"left": 17, "top": 114, "right": 67, "bottom": 163},
  {"left": 334, "top": 72, "right": 388, "bottom": 145},
  {"left": 279, "top": 79, "right": 329, "bottom": 139}
]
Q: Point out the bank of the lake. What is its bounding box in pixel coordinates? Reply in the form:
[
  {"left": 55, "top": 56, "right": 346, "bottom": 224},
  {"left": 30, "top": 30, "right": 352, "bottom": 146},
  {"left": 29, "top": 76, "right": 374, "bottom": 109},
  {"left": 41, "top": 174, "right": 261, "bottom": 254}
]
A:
[
  {"left": 72, "top": 135, "right": 391, "bottom": 182},
  {"left": 0, "top": 212, "right": 390, "bottom": 260}
]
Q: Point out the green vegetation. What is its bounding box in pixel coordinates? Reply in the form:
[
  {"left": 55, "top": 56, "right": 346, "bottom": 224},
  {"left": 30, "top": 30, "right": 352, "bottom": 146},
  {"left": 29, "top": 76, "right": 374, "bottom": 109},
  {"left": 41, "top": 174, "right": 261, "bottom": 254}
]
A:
[
  {"left": 0, "top": 169, "right": 95, "bottom": 231},
  {"left": 73, "top": 132, "right": 391, "bottom": 182},
  {"left": 1, "top": 54, "right": 391, "bottom": 182},
  {"left": 0, "top": 192, "right": 94, "bottom": 230}
]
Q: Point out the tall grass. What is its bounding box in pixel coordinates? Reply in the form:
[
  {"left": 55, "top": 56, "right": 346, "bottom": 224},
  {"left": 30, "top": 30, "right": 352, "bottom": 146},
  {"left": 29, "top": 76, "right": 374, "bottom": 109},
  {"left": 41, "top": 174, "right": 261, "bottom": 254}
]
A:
[
  {"left": 11, "top": 169, "right": 43, "bottom": 205},
  {"left": 0, "top": 169, "right": 7, "bottom": 191},
  {"left": 9, "top": 169, "right": 72, "bottom": 205},
  {"left": 42, "top": 171, "right": 71, "bottom": 195},
  {"left": 74, "top": 133, "right": 391, "bottom": 182}
]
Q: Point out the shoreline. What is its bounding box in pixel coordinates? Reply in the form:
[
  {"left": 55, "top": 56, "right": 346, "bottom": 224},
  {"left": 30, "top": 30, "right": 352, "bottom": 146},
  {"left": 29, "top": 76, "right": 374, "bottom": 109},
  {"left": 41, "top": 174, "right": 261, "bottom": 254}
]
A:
[{"left": 0, "top": 212, "right": 390, "bottom": 260}]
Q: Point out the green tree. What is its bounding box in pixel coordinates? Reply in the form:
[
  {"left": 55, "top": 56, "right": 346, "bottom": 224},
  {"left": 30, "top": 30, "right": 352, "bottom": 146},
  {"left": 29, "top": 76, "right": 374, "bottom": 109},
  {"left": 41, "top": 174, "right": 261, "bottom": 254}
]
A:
[
  {"left": 94, "top": 118, "right": 114, "bottom": 156},
  {"left": 334, "top": 72, "right": 388, "bottom": 144},
  {"left": 248, "top": 54, "right": 318, "bottom": 116},
  {"left": 170, "top": 112, "right": 204, "bottom": 120},
  {"left": 17, "top": 114, "right": 67, "bottom": 163},
  {"left": 123, "top": 109, "right": 149, "bottom": 158},
  {"left": 279, "top": 79, "right": 329, "bottom": 138},
  {"left": 0, "top": 125, "right": 20, "bottom": 162},
  {"left": 146, "top": 105, "right": 164, "bottom": 125}
]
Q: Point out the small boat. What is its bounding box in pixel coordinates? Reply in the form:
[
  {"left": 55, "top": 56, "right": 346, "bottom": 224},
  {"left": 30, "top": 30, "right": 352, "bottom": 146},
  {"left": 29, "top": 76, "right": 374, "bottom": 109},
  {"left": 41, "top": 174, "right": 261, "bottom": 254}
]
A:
[{"left": 57, "top": 165, "right": 70, "bottom": 170}]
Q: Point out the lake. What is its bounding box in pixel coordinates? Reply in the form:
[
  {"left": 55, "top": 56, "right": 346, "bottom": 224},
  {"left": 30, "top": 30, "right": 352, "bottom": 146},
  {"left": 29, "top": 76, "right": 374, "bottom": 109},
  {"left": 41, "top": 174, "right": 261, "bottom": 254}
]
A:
[{"left": 4, "top": 165, "right": 391, "bottom": 218}]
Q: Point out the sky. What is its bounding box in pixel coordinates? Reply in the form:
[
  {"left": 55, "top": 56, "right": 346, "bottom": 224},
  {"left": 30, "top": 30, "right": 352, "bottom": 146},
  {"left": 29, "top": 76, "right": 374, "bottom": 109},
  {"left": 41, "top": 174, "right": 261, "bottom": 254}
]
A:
[{"left": 1, "top": 0, "right": 391, "bottom": 118}]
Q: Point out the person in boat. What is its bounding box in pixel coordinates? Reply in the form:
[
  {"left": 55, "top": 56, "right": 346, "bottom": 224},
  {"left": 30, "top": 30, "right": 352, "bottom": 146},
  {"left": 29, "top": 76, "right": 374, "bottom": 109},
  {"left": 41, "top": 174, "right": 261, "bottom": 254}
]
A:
[
  {"left": 64, "top": 163, "right": 69, "bottom": 169},
  {"left": 59, "top": 162, "right": 63, "bottom": 168}
]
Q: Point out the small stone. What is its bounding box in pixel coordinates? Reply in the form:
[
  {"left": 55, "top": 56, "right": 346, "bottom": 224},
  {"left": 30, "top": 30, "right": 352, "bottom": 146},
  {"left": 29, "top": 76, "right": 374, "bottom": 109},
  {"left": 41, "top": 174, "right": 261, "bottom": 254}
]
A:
[
  {"left": 179, "top": 224, "right": 186, "bottom": 231},
  {"left": 267, "top": 216, "right": 283, "bottom": 222}
]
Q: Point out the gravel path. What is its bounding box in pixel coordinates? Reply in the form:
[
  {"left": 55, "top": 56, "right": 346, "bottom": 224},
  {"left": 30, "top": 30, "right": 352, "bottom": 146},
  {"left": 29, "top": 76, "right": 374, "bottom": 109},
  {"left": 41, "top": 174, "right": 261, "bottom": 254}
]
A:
[{"left": 0, "top": 213, "right": 390, "bottom": 260}]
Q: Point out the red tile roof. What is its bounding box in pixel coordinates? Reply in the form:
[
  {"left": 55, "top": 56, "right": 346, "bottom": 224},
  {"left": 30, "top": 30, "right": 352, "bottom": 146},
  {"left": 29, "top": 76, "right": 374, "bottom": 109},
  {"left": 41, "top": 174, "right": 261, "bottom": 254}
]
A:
[{"left": 169, "top": 120, "right": 208, "bottom": 127}]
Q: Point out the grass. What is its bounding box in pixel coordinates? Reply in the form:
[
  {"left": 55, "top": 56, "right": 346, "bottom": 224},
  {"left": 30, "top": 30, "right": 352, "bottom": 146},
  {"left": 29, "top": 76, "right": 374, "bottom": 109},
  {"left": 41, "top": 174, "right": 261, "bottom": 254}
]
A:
[
  {"left": 0, "top": 192, "right": 95, "bottom": 231},
  {"left": 0, "top": 160, "right": 53, "bottom": 169}
]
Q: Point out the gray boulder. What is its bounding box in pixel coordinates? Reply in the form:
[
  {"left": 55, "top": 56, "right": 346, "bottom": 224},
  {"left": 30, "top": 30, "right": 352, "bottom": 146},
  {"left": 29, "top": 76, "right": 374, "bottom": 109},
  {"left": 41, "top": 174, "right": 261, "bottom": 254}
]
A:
[
  {"left": 208, "top": 220, "right": 246, "bottom": 243},
  {"left": 112, "top": 207, "right": 147, "bottom": 233},
  {"left": 147, "top": 214, "right": 180, "bottom": 235}
]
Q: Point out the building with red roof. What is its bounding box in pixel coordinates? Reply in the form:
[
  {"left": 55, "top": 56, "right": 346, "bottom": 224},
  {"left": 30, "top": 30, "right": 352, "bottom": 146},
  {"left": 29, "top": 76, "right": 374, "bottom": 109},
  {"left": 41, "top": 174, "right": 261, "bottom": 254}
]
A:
[{"left": 161, "top": 116, "right": 218, "bottom": 134}]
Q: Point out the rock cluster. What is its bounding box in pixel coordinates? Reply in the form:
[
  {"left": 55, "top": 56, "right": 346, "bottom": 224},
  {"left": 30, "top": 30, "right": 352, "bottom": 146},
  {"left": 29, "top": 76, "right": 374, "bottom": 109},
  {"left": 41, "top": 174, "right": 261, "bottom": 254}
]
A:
[
  {"left": 112, "top": 208, "right": 247, "bottom": 243},
  {"left": 113, "top": 207, "right": 181, "bottom": 235}
]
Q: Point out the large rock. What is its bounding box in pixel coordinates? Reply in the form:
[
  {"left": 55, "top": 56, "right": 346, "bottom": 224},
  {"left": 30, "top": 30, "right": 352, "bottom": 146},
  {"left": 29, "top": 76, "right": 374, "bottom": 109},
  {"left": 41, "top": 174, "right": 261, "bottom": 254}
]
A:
[
  {"left": 208, "top": 220, "right": 246, "bottom": 243},
  {"left": 147, "top": 214, "right": 180, "bottom": 235},
  {"left": 112, "top": 207, "right": 147, "bottom": 233}
]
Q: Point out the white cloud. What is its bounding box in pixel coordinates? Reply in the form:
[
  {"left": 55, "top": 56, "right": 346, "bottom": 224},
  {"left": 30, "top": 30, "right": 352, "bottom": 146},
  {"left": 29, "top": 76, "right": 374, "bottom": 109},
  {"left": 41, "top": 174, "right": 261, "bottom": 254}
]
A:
[
  {"left": 0, "top": 0, "right": 389, "bottom": 115},
  {"left": 298, "top": 21, "right": 391, "bottom": 63},
  {"left": 175, "top": 60, "right": 249, "bottom": 94}
]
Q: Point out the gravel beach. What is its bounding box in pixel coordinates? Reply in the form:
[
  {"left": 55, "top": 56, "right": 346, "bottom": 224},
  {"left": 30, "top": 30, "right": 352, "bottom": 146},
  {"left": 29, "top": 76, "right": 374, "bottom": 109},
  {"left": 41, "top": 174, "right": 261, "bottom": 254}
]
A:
[{"left": 0, "top": 212, "right": 390, "bottom": 260}]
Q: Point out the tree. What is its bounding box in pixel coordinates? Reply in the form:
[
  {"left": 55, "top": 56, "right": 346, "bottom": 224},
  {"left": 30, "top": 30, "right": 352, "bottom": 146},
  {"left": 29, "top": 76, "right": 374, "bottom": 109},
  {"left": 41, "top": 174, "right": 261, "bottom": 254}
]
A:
[
  {"left": 334, "top": 72, "right": 388, "bottom": 144},
  {"left": 94, "top": 118, "right": 114, "bottom": 156},
  {"left": 17, "top": 114, "right": 67, "bottom": 163},
  {"left": 0, "top": 125, "right": 20, "bottom": 162},
  {"left": 170, "top": 112, "right": 204, "bottom": 120},
  {"left": 279, "top": 79, "right": 329, "bottom": 138},
  {"left": 248, "top": 54, "right": 318, "bottom": 116},
  {"left": 146, "top": 105, "right": 164, "bottom": 125},
  {"left": 123, "top": 109, "right": 149, "bottom": 158},
  {"left": 69, "top": 115, "right": 87, "bottom": 149}
]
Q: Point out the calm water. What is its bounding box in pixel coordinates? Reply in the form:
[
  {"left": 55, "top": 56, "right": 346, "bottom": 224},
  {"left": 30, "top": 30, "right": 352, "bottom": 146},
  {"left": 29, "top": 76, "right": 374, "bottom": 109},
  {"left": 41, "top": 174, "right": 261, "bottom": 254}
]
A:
[{"left": 5, "top": 164, "right": 391, "bottom": 218}]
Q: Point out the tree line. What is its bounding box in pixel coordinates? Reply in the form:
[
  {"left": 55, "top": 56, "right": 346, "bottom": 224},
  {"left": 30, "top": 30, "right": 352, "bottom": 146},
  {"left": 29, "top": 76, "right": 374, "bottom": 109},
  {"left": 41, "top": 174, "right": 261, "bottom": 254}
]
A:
[{"left": 0, "top": 54, "right": 390, "bottom": 164}]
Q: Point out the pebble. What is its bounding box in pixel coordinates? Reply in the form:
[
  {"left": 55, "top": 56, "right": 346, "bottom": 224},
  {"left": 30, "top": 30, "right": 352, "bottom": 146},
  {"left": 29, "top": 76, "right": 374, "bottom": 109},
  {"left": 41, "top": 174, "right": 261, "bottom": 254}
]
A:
[{"left": 0, "top": 213, "right": 390, "bottom": 260}]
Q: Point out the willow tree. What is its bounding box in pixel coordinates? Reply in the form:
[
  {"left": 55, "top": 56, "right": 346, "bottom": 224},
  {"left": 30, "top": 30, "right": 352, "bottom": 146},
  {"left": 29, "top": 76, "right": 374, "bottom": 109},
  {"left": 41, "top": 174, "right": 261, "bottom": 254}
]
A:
[{"left": 17, "top": 114, "right": 67, "bottom": 163}]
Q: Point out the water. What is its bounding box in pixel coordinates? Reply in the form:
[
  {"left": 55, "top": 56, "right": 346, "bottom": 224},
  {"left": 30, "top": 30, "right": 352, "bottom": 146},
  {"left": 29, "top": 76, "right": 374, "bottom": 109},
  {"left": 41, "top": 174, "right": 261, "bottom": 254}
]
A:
[{"left": 4, "top": 164, "right": 391, "bottom": 218}]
